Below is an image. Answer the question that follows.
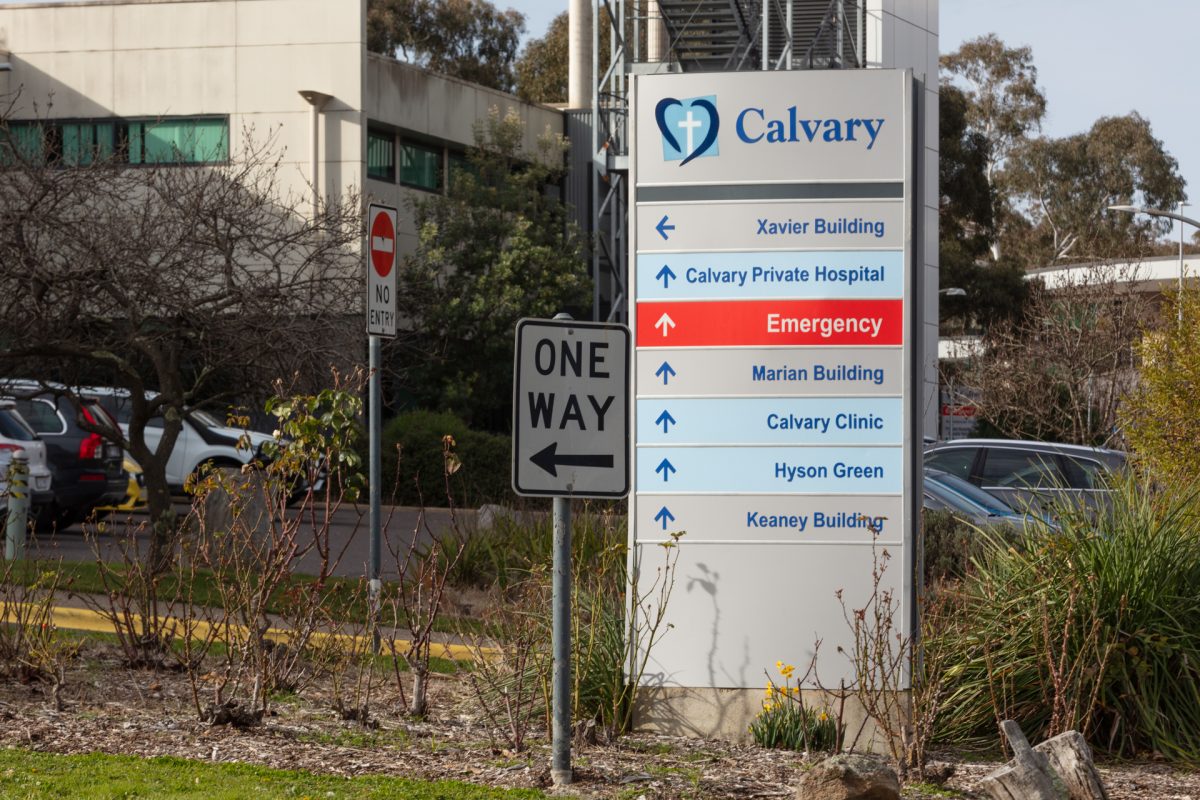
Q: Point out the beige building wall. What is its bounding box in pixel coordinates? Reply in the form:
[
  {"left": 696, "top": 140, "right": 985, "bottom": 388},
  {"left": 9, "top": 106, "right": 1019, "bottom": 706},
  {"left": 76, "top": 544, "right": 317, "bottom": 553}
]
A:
[
  {"left": 0, "top": 0, "right": 366, "bottom": 208},
  {"left": 364, "top": 55, "right": 565, "bottom": 257}
]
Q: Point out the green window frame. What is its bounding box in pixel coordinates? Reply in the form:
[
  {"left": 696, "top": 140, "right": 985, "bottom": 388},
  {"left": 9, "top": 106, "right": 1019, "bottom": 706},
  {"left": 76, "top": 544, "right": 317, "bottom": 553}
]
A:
[
  {"left": 367, "top": 128, "right": 395, "bottom": 182},
  {"left": 400, "top": 139, "right": 443, "bottom": 192}
]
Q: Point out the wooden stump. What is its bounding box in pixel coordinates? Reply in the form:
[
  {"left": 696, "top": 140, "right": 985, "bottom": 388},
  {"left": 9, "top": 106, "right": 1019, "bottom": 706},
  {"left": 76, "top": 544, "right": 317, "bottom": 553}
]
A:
[
  {"left": 1034, "top": 731, "right": 1109, "bottom": 800},
  {"left": 978, "top": 720, "right": 1068, "bottom": 800}
]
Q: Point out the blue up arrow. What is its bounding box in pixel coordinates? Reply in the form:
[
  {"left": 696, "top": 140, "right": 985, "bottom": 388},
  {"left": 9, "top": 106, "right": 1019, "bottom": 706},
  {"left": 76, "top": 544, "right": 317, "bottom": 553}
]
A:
[
  {"left": 655, "top": 215, "right": 675, "bottom": 241},
  {"left": 654, "top": 506, "right": 676, "bottom": 530},
  {"left": 656, "top": 264, "right": 677, "bottom": 288},
  {"left": 655, "top": 409, "right": 676, "bottom": 433},
  {"left": 655, "top": 458, "right": 677, "bottom": 481},
  {"left": 655, "top": 361, "right": 676, "bottom": 385}
]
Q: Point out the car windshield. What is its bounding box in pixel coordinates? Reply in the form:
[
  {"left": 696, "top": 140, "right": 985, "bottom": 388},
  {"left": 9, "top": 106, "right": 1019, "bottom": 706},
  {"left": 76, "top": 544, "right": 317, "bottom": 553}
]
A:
[
  {"left": 188, "top": 409, "right": 225, "bottom": 428},
  {"left": 926, "top": 471, "right": 1017, "bottom": 516}
]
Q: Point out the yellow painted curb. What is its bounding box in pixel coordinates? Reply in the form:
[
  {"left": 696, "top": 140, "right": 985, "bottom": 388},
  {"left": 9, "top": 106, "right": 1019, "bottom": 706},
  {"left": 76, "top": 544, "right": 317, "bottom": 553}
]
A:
[{"left": 4, "top": 603, "right": 493, "bottom": 662}]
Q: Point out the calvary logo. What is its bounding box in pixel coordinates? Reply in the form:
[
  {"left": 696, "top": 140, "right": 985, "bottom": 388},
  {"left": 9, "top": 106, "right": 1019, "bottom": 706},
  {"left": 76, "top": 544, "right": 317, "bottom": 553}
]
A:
[{"left": 656, "top": 95, "right": 719, "bottom": 165}]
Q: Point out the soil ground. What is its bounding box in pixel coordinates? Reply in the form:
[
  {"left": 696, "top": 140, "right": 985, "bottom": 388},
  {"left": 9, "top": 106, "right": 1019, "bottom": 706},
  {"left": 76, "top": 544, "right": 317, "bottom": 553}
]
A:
[{"left": 0, "top": 640, "right": 1197, "bottom": 799}]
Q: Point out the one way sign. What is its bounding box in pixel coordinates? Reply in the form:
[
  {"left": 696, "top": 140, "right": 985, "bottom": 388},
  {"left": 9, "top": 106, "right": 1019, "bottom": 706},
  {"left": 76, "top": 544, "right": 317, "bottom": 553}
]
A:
[{"left": 512, "top": 318, "right": 630, "bottom": 498}]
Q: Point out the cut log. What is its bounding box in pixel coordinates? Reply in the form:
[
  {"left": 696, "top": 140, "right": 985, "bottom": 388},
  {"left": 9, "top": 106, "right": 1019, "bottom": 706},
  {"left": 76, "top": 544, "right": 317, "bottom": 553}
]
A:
[
  {"left": 978, "top": 720, "right": 1068, "bottom": 800},
  {"left": 1034, "top": 731, "right": 1108, "bottom": 800}
]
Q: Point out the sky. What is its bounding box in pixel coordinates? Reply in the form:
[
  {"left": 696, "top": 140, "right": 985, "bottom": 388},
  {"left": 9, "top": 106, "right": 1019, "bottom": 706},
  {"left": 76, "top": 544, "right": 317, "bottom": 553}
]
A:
[{"left": 514, "top": 0, "right": 1200, "bottom": 238}]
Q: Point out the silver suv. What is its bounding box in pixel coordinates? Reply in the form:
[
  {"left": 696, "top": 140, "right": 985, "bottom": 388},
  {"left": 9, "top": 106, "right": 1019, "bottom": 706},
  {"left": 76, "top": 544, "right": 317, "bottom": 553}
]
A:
[{"left": 923, "top": 439, "right": 1127, "bottom": 512}]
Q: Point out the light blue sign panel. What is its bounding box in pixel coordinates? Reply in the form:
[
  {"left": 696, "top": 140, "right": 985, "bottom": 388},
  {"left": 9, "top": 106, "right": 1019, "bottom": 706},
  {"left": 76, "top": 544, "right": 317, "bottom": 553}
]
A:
[
  {"left": 636, "top": 250, "right": 903, "bottom": 300},
  {"left": 636, "top": 445, "right": 903, "bottom": 493},
  {"left": 637, "top": 397, "right": 902, "bottom": 444}
]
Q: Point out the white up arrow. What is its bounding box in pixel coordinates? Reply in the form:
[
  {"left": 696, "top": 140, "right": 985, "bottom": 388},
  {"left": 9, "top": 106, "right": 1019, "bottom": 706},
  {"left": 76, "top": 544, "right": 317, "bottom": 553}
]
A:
[{"left": 655, "top": 313, "right": 676, "bottom": 337}]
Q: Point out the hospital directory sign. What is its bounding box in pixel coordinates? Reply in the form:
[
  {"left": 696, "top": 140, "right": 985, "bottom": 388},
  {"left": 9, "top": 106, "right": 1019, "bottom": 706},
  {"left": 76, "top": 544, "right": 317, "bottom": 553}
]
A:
[{"left": 628, "top": 69, "right": 916, "bottom": 691}]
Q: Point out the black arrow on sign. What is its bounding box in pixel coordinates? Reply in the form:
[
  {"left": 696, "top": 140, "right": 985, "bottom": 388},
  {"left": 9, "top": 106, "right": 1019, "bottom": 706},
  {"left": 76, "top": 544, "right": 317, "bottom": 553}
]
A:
[{"left": 530, "top": 442, "right": 614, "bottom": 477}]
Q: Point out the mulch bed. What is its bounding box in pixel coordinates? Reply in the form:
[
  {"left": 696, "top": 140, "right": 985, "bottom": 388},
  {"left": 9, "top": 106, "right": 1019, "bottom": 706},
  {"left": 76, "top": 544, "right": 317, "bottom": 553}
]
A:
[{"left": 0, "top": 641, "right": 1196, "bottom": 798}]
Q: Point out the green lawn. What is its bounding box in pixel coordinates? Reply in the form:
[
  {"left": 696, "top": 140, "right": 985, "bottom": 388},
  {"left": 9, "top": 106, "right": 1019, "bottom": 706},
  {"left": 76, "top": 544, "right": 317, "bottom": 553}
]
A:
[{"left": 0, "top": 749, "right": 544, "bottom": 799}]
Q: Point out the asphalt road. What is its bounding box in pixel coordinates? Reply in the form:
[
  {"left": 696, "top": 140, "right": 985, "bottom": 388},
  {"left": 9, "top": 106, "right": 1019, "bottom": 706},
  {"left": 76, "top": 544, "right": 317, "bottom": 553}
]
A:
[{"left": 22, "top": 499, "right": 479, "bottom": 580}]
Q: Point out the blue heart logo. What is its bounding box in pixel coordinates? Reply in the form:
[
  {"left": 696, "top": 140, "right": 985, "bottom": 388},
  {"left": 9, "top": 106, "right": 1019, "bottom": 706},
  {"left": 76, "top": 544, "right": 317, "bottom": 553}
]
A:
[{"left": 656, "top": 95, "right": 720, "bottom": 166}]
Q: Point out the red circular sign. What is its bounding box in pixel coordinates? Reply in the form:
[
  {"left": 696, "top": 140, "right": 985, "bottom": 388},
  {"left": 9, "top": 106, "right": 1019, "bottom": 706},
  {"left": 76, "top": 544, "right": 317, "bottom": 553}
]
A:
[{"left": 370, "top": 210, "right": 395, "bottom": 277}]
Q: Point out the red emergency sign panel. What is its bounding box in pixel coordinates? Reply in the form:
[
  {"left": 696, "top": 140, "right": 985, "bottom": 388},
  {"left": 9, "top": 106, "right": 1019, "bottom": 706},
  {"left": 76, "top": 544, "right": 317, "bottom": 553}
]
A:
[{"left": 635, "top": 299, "right": 903, "bottom": 348}]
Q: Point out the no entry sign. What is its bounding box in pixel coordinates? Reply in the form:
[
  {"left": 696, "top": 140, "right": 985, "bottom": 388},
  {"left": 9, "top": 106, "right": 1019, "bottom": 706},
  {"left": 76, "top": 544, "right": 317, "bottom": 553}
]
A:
[{"left": 367, "top": 203, "right": 397, "bottom": 337}]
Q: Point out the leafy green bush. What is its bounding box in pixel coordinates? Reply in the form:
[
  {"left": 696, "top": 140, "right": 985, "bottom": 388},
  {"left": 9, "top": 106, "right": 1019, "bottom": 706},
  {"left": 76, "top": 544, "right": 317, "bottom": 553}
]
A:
[
  {"left": 933, "top": 477, "right": 1200, "bottom": 762},
  {"left": 921, "top": 509, "right": 1023, "bottom": 585},
  {"left": 381, "top": 410, "right": 513, "bottom": 507}
]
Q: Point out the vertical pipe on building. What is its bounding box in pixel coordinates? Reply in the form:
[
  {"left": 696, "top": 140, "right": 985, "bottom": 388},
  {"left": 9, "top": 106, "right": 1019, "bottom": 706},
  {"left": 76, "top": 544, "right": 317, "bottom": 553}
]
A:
[
  {"left": 784, "top": 0, "right": 793, "bottom": 68},
  {"left": 647, "top": 0, "right": 667, "bottom": 63},
  {"left": 761, "top": 0, "right": 769, "bottom": 70},
  {"left": 569, "top": 0, "right": 592, "bottom": 108},
  {"left": 298, "top": 90, "right": 332, "bottom": 217}
]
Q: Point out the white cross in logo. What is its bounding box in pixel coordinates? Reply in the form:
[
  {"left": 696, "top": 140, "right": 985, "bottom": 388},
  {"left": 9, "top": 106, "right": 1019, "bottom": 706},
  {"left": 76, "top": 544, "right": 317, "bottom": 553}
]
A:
[{"left": 677, "top": 110, "right": 703, "bottom": 155}]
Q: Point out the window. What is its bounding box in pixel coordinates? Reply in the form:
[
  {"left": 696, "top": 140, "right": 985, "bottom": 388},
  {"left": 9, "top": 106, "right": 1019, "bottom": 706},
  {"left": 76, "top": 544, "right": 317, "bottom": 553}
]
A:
[
  {"left": 400, "top": 139, "right": 443, "bottom": 191},
  {"left": 924, "top": 447, "right": 978, "bottom": 481},
  {"left": 980, "top": 448, "right": 1067, "bottom": 489},
  {"left": 2, "top": 117, "right": 228, "bottom": 166},
  {"left": 367, "top": 128, "right": 395, "bottom": 182},
  {"left": 11, "top": 399, "right": 65, "bottom": 435},
  {"left": 126, "top": 118, "right": 228, "bottom": 164}
]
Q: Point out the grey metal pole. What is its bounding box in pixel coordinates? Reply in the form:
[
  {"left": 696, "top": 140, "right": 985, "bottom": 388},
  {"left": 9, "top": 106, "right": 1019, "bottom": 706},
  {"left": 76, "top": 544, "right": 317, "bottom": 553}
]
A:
[
  {"left": 1179, "top": 202, "right": 1186, "bottom": 327},
  {"left": 5, "top": 451, "right": 28, "bottom": 561},
  {"left": 369, "top": 334, "right": 383, "bottom": 651},
  {"left": 551, "top": 494, "right": 573, "bottom": 785}
]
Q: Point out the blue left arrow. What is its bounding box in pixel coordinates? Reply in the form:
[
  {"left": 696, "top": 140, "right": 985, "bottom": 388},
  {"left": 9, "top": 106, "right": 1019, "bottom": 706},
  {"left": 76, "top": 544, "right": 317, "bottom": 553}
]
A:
[
  {"left": 655, "top": 409, "right": 676, "bottom": 433},
  {"left": 656, "top": 265, "right": 677, "bottom": 288},
  {"left": 655, "top": 458, "right": 677, "bottom": 481},
  {"left": 655, "top": 361, "right": 676, "bottom": 385},
  {"left": 656, "top": 215, "right": 676, "bottom": 241},
  {"left": 654, "top": 506, "right": 676, "bottom": 530}
]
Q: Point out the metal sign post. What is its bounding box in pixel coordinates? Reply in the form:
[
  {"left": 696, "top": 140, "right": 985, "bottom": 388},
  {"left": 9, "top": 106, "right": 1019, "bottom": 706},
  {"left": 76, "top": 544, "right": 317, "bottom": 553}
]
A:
[
  {"left": 366, "top": 203, "right": 398, "bottom": 649},
  {"left": 512, "top": 315, "right": 630, "bottom": 785}
]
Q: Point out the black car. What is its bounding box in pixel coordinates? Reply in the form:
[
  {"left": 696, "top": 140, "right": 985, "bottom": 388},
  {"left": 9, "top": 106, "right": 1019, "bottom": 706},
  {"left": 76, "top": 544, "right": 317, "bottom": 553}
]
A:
[{"left": 4, "top": 383, "right": 126, "bottom": 529}]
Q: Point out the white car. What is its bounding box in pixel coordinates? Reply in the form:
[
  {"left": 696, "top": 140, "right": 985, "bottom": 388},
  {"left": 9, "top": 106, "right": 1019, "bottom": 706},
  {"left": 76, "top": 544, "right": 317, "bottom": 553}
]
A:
[
  {"left": 0, "top": 400, "right": 54, "bottom": 512},
  {"left": 77, "top": 387, "right": 278, "bottom": 491}
]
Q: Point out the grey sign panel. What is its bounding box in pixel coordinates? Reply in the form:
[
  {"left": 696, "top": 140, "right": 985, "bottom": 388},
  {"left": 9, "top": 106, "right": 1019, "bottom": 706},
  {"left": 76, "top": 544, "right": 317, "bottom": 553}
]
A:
[
  {"left": 635, "top": 347, "right": 904, "bottom": 397},
  {"left": 635, "top": 70, "right": 908, "bottom": 186},
  {"left": 632, "top": 541, "right": 905, "bottom": 690},
  {"left": 512, "top": 319, "right": 631, "bottom": 498},
  {"left": 635, "top": 494, "right": 903, "bottom": 544},
  {"left": 637, "top": 200, "right": 904, "bottom": 252}
]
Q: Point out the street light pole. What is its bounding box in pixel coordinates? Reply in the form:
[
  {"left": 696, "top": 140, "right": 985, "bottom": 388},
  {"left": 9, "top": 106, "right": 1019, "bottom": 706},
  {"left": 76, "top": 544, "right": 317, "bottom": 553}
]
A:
[{"left": 1108, "top": 204, "right": 1199, "bottom": 325}]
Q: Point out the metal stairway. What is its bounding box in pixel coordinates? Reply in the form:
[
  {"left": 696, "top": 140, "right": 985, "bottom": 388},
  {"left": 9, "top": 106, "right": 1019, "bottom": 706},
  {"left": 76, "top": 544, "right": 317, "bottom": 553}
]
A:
[{"left": 656, "top": 0, "right": 760, "bottom": 72}]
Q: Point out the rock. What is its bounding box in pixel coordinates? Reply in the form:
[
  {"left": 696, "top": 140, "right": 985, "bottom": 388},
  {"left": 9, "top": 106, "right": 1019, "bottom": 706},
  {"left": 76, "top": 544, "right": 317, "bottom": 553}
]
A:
[
  {"left": 794, "top": 753, "right": 900, "bottom": 800},
  {"left": 923, "top": 760, "right": 956, "bottom": 786}
]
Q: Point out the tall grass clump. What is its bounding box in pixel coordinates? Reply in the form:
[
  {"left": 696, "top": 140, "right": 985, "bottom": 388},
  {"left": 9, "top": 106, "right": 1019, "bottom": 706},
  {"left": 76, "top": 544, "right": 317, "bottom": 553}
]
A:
[{"left": 933, "top": 475, "right": 1200, "bottom": 762}]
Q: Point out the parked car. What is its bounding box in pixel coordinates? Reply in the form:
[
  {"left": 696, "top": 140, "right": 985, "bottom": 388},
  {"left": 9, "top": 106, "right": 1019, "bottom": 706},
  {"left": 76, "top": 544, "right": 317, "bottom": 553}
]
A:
[
  {"left": 0, "top": 400, "right": 54, "bottom": 515},
  {"left": 923, "top": 467, "right": 1043, "bottom": 530},
  {"left": 923, "top": 439, "right": 1126, "bottom": 512},
  {"left": 96, "top": 456, "right": 147, "bottom": 513},
  {"left": 76, "top": 387, "right": 289, "bottom": 494},
  {"left": 0, "top": 382, "right": 125, "bottom": 529}
]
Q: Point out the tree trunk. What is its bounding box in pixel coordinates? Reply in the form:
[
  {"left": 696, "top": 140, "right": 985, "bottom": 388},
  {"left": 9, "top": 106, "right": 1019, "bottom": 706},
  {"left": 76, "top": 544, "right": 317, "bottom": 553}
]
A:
[
  {"left": 411, "top": 668, "right": 428, "bottom": 718},
  {"left": 143, "top": 472, "right": 177, "bottom": 575}
]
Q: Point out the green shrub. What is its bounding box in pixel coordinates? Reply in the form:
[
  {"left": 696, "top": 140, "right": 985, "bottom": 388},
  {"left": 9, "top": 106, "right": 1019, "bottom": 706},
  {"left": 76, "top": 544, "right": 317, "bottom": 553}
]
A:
[
  {"left": 381, "top": 410, "right": 513, "bottom": 507},
  {"left": 933, "top": 477, "right": 1200, "bottom": 762},
  {"left": 921, "top": 510, "right": 1024, "bottom": 585}
]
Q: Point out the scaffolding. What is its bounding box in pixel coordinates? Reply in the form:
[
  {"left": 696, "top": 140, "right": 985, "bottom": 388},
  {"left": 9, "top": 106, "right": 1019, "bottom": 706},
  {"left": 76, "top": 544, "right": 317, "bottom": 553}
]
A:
[{"left": 584, "top": 0, "right": 866, "bottom": 322}]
